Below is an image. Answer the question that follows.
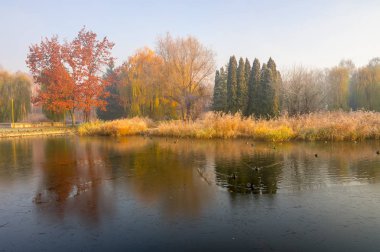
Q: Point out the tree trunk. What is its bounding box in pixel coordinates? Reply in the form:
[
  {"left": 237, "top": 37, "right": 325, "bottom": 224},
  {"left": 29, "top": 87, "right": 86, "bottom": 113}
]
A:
[{"left": 69, "top": 110, "right": 76, "bottom": 126}]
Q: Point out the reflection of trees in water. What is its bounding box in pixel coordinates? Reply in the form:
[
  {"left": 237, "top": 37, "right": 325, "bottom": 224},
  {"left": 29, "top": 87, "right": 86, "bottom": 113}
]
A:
[
  {"left": 29, "top": 137, "right": 380, "bottom": 222},
  {"left": 214, "top": 149, "right": 283, "bottom": 194},
  {"left": 0, "top": 139, "right": 33, "bottom": 182},
  {"left": 281, "top": 142, "right": 380, "bottom": 190},
  {"left": 34, "top": 138, "right": 114, "bottom": 225},
  {"left": 105, "top": 140, "right": 212, "bottom": 217},
  {"left": 33, "top": 137, "right": 203, "bottom": 222}
]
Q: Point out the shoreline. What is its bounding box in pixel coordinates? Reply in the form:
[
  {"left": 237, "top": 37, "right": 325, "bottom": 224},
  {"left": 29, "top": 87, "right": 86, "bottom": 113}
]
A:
[
  {"left": 3, "top": 110, "right": 380, "bottom": 142},
  {"left": 0, "top": 127, "right": 75, "bottom": 139}
]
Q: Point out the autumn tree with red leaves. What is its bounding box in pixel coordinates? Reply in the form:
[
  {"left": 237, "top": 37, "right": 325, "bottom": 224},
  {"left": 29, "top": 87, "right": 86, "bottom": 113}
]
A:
[{"left": 26, "top": 28, "right": 114, "bottom": 125}]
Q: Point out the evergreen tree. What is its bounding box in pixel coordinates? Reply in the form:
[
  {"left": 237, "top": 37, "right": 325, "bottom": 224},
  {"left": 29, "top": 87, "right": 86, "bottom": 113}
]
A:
[
  {"left": 227, "top": 56, "right": 238, "bottom": 113},
  {"left": 97, "top": 64, "right": 125, "bottom": 120},
  {"left": 244, "top": 58, "right": 251, "bottom": 91},
  {"left": 266, "top": 57, "right": 280, "bottom": 116},
  {"left": 257, "top": 63, "right": 276, "bottom": 117},
  {"left": 212, "top": 67, "right": 227, "bottom": 111},
  {"left": 236, "top": 57, "right": 248, "bottom": 112},
  {"left": 246, "top": 58, "right": 260, "bottom": 116}
]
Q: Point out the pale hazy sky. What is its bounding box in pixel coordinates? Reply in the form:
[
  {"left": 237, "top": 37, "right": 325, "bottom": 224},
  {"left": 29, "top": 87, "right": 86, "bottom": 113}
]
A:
[{"left": 1, "top": 0, "right": 380, "bottom": 73}]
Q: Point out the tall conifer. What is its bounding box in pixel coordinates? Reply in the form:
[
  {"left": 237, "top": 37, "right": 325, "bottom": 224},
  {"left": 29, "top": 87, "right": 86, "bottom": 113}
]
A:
[
  {"left": 227, "top": 56, "right": 238, "bottom": 113},
  {"left": 236, "top": 57, "right": 248, "bottom": 112},
  {"left": 212, "top": 67, "right": 228, "bottom": 111},
  {"left": 246, "top": 58, "right": 261, "bottom": 116}
]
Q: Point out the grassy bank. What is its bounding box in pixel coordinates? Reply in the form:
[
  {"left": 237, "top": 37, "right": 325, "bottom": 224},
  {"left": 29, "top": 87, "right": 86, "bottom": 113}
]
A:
[
  {"left": 77, "top": 111, "right": 380, "bottom": 141},
  {"left": 0, "top": 127, "right": 75, "bottom": 138}
]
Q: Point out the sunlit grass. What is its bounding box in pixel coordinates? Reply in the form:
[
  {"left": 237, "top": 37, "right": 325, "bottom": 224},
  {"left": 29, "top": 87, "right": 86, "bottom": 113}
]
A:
[
  {"left": 77, "top": 117, "right": 152, "bottom": 136},
  {"left": 154, "top": 111, "right": 380, "bottom": 141},
  {"left": 77, "top": 111, "right": 380, "bottom": 141}
]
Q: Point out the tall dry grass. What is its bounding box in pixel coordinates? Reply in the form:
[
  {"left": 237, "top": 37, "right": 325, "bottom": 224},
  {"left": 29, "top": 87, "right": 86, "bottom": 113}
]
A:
[
  {"left": 153, "top": 111, "right": 380, "bottom": 141},
  {"left": 78, "top": 117, "right": 152, "bottom": 137},
  {"left": 77, "top": 111, "right": 380, "bottom": 141}
]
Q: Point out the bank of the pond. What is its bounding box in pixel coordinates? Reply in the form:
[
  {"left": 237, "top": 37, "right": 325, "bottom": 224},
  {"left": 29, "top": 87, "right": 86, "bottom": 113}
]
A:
[
  {"left": 77, "top": 111, "right": 380, "bottom": 142},
  {"left": 0, "top": 127, "right": 75, "bottom": 138}
]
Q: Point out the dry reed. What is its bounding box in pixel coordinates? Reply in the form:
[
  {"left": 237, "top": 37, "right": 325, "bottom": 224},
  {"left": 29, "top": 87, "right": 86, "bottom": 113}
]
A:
[
  {"left": 78, "top": 117, "right": 152, "bottom": 136},
  {"left": 77, "top": 111, "right": 380, "bottom": 141},
  {"left": 153, "top": 111, "right": 380, "bottom": 141}
]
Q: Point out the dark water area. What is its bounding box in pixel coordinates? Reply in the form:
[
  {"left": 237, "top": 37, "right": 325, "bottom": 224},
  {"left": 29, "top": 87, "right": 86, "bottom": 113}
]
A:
[{"left": 1, "top": 136, "right": 380, "bottom": 251}]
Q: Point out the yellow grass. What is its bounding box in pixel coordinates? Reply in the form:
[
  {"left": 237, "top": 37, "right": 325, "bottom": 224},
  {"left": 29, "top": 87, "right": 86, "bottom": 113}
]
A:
[
  {"left": 153, "top": 111, "right": 380, "bottom": 141},
  {"left": 77, "top": 117, "right": 152, "bottom": 137},
  {"left": 77, "top": 111, "right": 380, "bottom": 141}
]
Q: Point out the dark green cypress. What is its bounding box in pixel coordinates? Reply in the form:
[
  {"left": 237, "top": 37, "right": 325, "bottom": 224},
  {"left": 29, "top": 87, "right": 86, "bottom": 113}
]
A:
[
  {"left": 267, "top": 57, "right": 280, "bottom": 116},
  {"left": 257, "top": 63, "right": 274, "bottom": 118},
  {"left": 236, "top": 57, "right": 248, "bottom": 113},
  {"left": 244, "top": 58, "right": 251, "bottom": 90},
  {"left": 246, "top": 58, "right": 260, "bottom": 116},
  {"left": 227, "top": 56, "right": 238, "bottom": 113},
  {"left": 97, "top": 63, "right": 125, "bottom": 120},
  {"left": 212, "top": 67, "right": 228, "bottom": 112},
  {"left": 244, "top": 58, "right": 251, "bottom": 113}
]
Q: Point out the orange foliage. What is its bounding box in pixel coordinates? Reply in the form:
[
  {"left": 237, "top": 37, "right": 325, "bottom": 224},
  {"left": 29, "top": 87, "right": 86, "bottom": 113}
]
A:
[{"left": 26, "top": 28, "right": 114, "bottom": 124}]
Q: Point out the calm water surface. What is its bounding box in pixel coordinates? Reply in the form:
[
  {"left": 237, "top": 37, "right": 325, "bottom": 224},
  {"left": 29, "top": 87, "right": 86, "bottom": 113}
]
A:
[{"left": 1, "top": 136, "right": 380, "bottom": 251}]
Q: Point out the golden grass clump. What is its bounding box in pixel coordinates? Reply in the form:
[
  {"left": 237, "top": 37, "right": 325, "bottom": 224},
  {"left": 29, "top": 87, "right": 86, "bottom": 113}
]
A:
[
  {"left": 154, "top": 112, "right": 295, "bottom": 141},
  {"left": 78, "top": 117, "right": 152, "bottom": 137}
]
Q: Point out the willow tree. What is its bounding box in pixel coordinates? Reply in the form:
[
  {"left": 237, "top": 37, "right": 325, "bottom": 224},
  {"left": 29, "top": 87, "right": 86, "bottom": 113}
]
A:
[
  {"left": 118, "top": 47, "right": 177, "bottom": 119},
  {"left": 350, "top": 59, "right": 380, "bottom": 111},
  {"left": 327, "top": 66, "right": 350, "bottom": 110},
  {"left": 157, "top": 34, "right": 215, "bottom": 120}
]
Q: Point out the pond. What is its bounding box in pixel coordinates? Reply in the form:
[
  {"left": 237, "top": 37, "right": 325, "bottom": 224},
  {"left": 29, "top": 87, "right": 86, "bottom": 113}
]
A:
[{"left": 1, "top": 136, "right": 380, "bottom": 251}]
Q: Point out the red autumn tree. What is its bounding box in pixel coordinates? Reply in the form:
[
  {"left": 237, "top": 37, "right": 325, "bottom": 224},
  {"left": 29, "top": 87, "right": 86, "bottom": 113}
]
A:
[
  {"left": 62, "top": 28, "right": 114, "bottom": 122},
  {"left": 26, "top": 28, "right": 114, "bottom": 125},
  {"left": 26, "top": 36, "right": 76, "bottom": 122}
]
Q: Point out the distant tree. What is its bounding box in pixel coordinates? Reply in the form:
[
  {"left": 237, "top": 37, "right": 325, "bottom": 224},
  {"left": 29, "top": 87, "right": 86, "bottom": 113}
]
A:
[
  {"left": 0, "top": 71, "right": 32, "bottom": 122},
  {"left": 236, "top": 57, "right": 248, "bottom": 112},
  {"left": 212, "top": 67, "right": 228, "bottom": 112},
  {"left": 227, "top": 56, "right": 238, "bottom": 113},
  {"left": 246, "top": 58, "right": 260, "bottom": 116},
  {"left": 97, "top": 62, "right": 125, "bottom": 120},
  {"left": 327, "top": 65, "right": 350, "bottom": 110},
  {"left": 350, "top": 59, "right": 380, "bottom": 111},
  {"left": 282, "top": 66, "right": 327, "bottom": 115},
  {"left": 157, "top": 34, "right": 215, "bottom": 120}
]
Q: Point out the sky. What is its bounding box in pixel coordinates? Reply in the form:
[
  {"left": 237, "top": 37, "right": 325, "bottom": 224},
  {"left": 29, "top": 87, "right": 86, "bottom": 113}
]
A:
[{"left": 1, "top": 0, "right": 380, "bottom": 73}]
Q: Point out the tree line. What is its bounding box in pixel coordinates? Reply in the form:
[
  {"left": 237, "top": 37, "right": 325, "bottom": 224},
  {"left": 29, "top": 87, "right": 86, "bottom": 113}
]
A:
[
  {"left": 25, "top": 29, "right": 214, "bottom": 124},
  {"left": 213, "top": 57, "right": 380, "bottom": 117},
  {"left": 213, "top": 56, "right": 281, "bottom": 118},
  {"left": 2, "top": 27, "right": 380, "bottom": 123},
  {"left": 98, "top": 35, "right": 214, "bottom": 121}
]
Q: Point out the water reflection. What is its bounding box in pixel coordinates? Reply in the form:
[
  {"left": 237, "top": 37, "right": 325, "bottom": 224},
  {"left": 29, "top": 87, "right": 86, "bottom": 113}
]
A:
[
  {"left": 33, "top": 138, "right": 115, "bottom": 225},
  {"left": 1, "top": 137, "right": 380, "bottom": 224}
]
